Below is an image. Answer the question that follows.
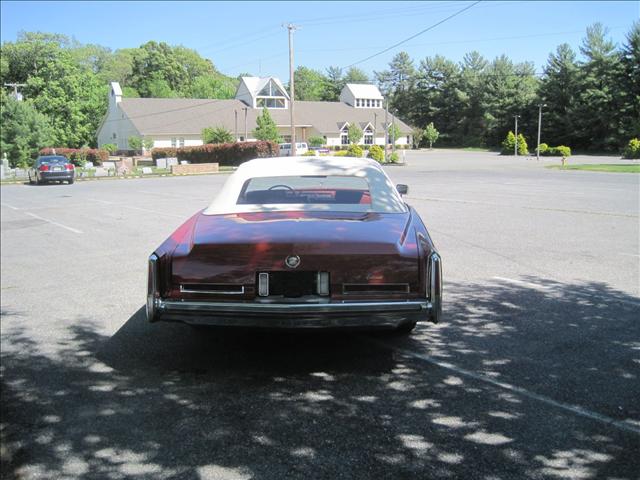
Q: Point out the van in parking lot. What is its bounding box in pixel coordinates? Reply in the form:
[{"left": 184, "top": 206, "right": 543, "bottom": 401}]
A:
[{"left": 279, "top": 142, "right": 309, "bottom": 156}]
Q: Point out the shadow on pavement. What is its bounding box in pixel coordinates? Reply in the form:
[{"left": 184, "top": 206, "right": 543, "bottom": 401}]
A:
[{"left": 1, "top": 277, "right": 639, "bottom": 479}]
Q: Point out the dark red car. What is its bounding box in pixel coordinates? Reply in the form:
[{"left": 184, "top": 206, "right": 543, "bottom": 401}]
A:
[{"left": 146, "top": 156, "right": 442, "bottom": 333}]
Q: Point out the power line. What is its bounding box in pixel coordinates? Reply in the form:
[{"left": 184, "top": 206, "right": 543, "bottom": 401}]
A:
[{"left": 343, "top": 0, "right": 482, "bottom": 69}]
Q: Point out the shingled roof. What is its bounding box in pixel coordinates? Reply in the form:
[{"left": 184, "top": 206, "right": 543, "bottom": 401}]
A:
[{"left": 118, "top": 98, "right": 411, "bottom": 135}]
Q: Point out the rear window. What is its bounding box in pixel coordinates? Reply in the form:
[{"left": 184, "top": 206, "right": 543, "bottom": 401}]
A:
[
  {"left": 237, "top": 175, "right": 371, "bottom": 205},
  {"left": 37, "top": 156, "right": 67, "bottom": 164}
]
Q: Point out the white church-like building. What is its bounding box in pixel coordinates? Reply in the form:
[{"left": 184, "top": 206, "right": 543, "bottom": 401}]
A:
[{"left": 96, "top": 77, "right": 412, "bottom": 151}]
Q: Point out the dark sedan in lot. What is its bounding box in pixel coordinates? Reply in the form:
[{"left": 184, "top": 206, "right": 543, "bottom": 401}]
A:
[{"left": 28, "top": 155, "right": 75, "bottom": 185}]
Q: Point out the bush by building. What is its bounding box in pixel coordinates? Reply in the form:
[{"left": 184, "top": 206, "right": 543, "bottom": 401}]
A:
[
  {"left": 151, "top": 148, "right": 178, "bottom": 160},
  {"left": 346, "top": 144, "right": 363, "bottom": 158},
  {"left": 175, "top": 141, "right": 278, "bottom": 166},
  {"left": 367, "top": 144, "right": 384, "bottom": 163},
  {"left": 39, "top": 148, "right": 109, "bottom": 166},
  {"left": 308, "top": 136, "right": 325, "bottom": 147},
  {"left": 501, "top": 131, "right": 528, "bottom": 155}
]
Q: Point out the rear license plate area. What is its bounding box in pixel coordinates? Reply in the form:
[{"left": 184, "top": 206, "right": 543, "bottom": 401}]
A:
[{"left": 263, "top": 271, "right": 317, "bottom": 298}]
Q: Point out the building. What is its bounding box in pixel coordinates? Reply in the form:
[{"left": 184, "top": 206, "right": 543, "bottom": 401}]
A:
[{"left": 96, "top": 77, "right": 412, "bottom": 151}]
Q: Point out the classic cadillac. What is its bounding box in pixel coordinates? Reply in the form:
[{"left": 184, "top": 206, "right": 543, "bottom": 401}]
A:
[{"left": 146, "top": 156, "right": 442, "bottom": 333}]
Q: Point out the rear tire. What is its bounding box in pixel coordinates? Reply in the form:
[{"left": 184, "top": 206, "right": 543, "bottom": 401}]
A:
[
  {"left": 28, "top": 173, "right": 35, "bottom": 185},
  {"left": 394, "top": 321, "right": 417, "bottom": 335},
  {"left": 68, "top": 178, "right": 74, "bottom": 185}
]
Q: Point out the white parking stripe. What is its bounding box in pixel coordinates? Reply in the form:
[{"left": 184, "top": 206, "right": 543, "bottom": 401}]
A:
[
  {"left": 24, "top": 212, "right": 83, "bottom": 234},
  {"left": 619, "top": 253, "right": 640, "bottom": 258},
  {"left": 370, "top": 339, "right": 640, "bottom": 436},
  {"left": 1, "top": 202, "right": 20, "bottom": 210},
  {"left": 492, "top": 276, "right": 552, "bottom": 291}
]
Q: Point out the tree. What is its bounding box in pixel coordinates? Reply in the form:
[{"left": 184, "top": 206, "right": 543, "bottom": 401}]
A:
[
  {"left": 424, "top": 122, "right": 439, "bottom": 149},
  {"left": 618, "top": 22, "right": 640, "bottom": 142},
  {"left": 388, "top": 123, "right": 402, "bottom": 145},
  {"left": 202, "top": 126, "right": 234, "bottom": 144},
  {"left": 323, "top": 66, "right": 343, "bottom": 101},
  {"left": 101, "top": 143, "right": 117, "bottom": 153},
  {"left": 253, "top": 108, "right": 281, "bottom": 142},
  {"left": 347, "top": 123, "right": 363, "bottom": 144},
  {"left": 411, "top": 127, "right": 424, "bottom": 149},
  {"left": 293, "top": 67, "right": 327, "bottom": 101},
  {"left": 189, "top": 75, "right": 236, "bottom": 99},
  {"left": 0, "top": 97, "right": 53, "bottom": 167},
  {"left": 375, "top": 52, "right": 416, "bottom": 119},
  {"left": 308, "top": 136, "right": 325, "bottom": 147},
  {"left": 343, "top": 67, "right": 369, "bottom": 84},
  {"left": 128, "top": 136, "right": 142, "bottom": 153},
  {"left": 142, "top": 138, "right": 154, "bottom": 151},
  {"left": 501, "top": 131, "right": 528, "bottom": 155}
]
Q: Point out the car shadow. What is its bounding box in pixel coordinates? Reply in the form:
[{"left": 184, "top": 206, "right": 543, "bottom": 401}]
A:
[{"left": 1, "top": 277, "right": 639, "bottom": 479}]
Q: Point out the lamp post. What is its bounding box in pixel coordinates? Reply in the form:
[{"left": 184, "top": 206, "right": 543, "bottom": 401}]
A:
[
  {"left": 514, "top": 115, "right": 520, "bottom": 157},
  {"left": 536, "top": 104, "right": 547, "bottom": 161},
  {"left": 243, "top": 107, "right": 248, "bottom": 141}
]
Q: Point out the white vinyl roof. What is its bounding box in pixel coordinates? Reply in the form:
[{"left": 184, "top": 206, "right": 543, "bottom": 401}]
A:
[
  {"left": 204, "top": 156, "right": 407, "bottom": 215},
  {"left": 344, "top": 83, "right": 384, "bottom": 100}
]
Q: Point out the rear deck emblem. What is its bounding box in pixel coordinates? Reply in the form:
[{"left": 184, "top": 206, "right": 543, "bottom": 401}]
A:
[{"left": 285, "top": 255, "right": 301, "bottom": 269}]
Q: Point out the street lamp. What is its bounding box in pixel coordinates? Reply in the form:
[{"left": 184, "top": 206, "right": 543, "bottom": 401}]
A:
[
  {"left": 536, "top": 104, "right": 547, "bottom": 161},
  {"left": 514, "top": 115, "right": 520, "bottom": 157}
]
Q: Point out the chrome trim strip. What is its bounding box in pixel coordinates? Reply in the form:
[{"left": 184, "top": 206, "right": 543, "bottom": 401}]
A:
[
  {"left": 342, "top": 283, "right": 410, "bottom": 294},
  {"left": 146, "top": 253, "right": 159, "bottom": 322},
  {"left": 258, "top": 272, "right": 269, "bottom": 297},
  {"left": 157, "top": 299, "right": 430, "bottom": 315},
  {"left": 180, "top": 285, "right": 245, "bottom": 295},
  {"left": 428, "top": 252, "right": 442, "bottom": 323}
]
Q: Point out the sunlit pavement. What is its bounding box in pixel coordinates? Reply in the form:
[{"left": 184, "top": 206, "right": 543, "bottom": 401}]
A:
[{"left": 2, "top": 150, "right": 639, "bottom": 479}]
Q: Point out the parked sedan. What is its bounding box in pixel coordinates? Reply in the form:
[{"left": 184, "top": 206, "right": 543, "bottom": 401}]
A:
[
  {"left": 146, "top": 156, "right": 442, "bottom": 333},
  {"left": 28, "top": 155, "right": 75, "bottom": 185}
]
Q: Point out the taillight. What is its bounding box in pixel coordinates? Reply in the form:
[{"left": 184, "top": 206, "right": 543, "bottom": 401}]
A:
[
  {"left": 39, "top": 165, "right": 50, "bottom": 172},
  {"left": 65, "top": 164, "right": 74, "bottom": 170}
]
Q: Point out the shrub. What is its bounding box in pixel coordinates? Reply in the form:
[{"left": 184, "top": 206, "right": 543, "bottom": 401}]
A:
[
  {"left": 202, "top": 126, "right": 235, "bottom": 144},
  {"left": 142, "top": 138, "right": 154, "bottom": 152},
  {"left": 302, "top": 150, "right": 316, "bottom": 156},
  {"left": 424, "top": 122, "right": 439, "bottom": 149},
  {"left": 623, "top": 138, "right": 640, "bottom": 159},
  {"left": 308, "top": 136, "right": 325, "bottom": 148},
  {"left": 367, "top": 144, "right": 384, "bottom": 163},
  {"left": 501, "top": 131, "right": 528, "bottom": 155},
  {"left": 389, "top": 152, "right": 399, "bottom": 163},
  {"left": 39, "top": 148, "right": 108, "bottom": 166},
  {"left": 333, "top": 151, "right": 348, "bottom": 157},
  {"left": 346, "top": 144, "right": 363, "bottom": 158},
  {"left": 176, "top": 141, "right": 278, "bottom": 166},
  {"left": 128, "top": 136, "right": 142, "bottom": 153},
  {"left": 151, "top": 148, "right": 178, "bottom": 160},
  {"left": 538, "top": 143, "right": 549, "bottom": 154},
  {"left": 101, "top": 143, "right": 117, "bottom": 153},
  {"left": 540, "top": 145, "right": 572, "bottom": 157}
]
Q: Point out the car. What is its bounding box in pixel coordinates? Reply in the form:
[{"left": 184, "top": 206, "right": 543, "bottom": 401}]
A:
[
  {"left": 309, "top": 146, "right": 330, "bottom": 154},
  {"left": 278, "top": 142, "right": 309, "bottom": 156},
  {"left": 28, "top": 155, "right": 75, "bottom": 185},
  {"left": 146, "top": 156, "right": 442, "bottom": 333}
]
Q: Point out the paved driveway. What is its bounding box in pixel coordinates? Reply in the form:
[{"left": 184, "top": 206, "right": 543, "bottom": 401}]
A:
[{"left": 1, "top": 150, "right": 639, "bottom": 479}]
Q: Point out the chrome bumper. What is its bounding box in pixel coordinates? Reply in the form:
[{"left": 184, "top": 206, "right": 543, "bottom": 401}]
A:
[{"left": 149, "top": 298, "right": 431, "bottom": 329}]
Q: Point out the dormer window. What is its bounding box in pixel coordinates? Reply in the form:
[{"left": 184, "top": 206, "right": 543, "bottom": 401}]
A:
[{"left": 256, "top": 79, "right": 287, "bottom": 109}]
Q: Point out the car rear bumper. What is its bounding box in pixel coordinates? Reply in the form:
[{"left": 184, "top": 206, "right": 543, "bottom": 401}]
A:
[
  {"left": 40, "top": 171, "right": 74, "bottom": 181},
  {"left": 149, "top": 298, "right": 432, "bottom": 329}
]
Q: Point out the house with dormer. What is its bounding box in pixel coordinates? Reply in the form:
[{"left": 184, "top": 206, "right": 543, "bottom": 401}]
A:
[{"left": 96, "top": 77, "right": 412, "bottom": 151}]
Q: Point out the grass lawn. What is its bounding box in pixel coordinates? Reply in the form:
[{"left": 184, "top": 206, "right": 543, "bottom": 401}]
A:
[{"left": 547, "top": 164, "right": 640, "bottom": 173}]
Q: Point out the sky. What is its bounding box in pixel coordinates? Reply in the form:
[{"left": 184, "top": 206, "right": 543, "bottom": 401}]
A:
[{"left": 1, "top": 1, "right": 638, "bottom": 80}]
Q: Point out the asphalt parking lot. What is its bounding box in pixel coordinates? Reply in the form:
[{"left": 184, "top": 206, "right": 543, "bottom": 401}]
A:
[{"left": 1, "top": 150, "right": 639, "bottom": 479}]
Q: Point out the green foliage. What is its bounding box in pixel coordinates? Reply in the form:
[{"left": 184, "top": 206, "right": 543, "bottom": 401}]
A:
[
  {"left": 411, "top": 127, "right": 424, "bottom": 149},
  {"left": 623, "top": 138, "right": 640, "bottom": 159},
  {"left": 101, "top": 143, "right": 117, "bottom": 153},
  {"left": 307, "top": 136, "right": 325, "bottom": 147},
  {"left": 39, "top": 147, "right": 109, "bottom": 166},
  {"left": 294, "top": 67, "right": 327, "bottom": 101},
  {"left": 128, "top": 136, "right": 142, "bottom": 152},
  {"left": 346, "top": 144, "right": 363, "bottom": 158},
  {"left": 554, "top": 145, "right": 571, "bottom": 157},
  {"left": 0, "top": 98, "right": 54, "bottom": 167},
  {"left": 540, "top": 144, "right": 572, "bottom": 157},
  {"left": 302, "top": 150, "right": 316, "bottom": 156},
  {"left": 388, "top": 123, "right": 402, "bottom": 144},
  {"left": 501, "top": 131, "right": 528, "bottom": 155},
  {"left": 424, "top": 122, "right": 439, "bottom": 148},
  {"left": 347, "top": 124, "right": 363, "bottom": 144},
  {"left": 333, "top": 150, "right": 348, "bottom": 157},
  {"left": 142, "top": 138, "right": 154, "bottom": 151},
  {"left": 189, "top": 75, "right": 236, "bottom": 99},
  {"left": 367, "top": 144, "right": 384, "bottom": 162},
  {"left": 389, "top": 152, "right": 399, "bottom": 163},
  {"left": 253, "top": 108, "right": 281, "bottom": 143},
  {"left": 538, "top": 143, "right": 549, "bottom": 154},
  {"left": 202, "top": 126, "right": 234, "bottom": 144}
]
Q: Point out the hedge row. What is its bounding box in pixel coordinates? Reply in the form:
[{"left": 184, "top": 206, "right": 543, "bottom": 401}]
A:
[
  {"left": 39, "top": 148, "right": 109, "bottom": 166},
  {"left": 622, "top": 138, "right": 640, "bottom": 159},
  {"left": 151, "top": 141, "right": 278, "bottom": 166},
  {"left": 538, "top": 144, "right": 572, "bottom": 157},
  {"left": 326, "top": 144, "right": 411, "bottom": 151}
]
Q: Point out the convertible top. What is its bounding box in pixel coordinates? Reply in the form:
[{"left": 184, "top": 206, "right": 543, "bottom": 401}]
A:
[{"left": 203, "top": 156, "right": 408, "bottom": 215}]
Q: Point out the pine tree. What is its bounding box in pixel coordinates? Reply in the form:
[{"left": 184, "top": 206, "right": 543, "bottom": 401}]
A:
[{"left": 253, "top": 108, "right": 281, "bottom": 143}]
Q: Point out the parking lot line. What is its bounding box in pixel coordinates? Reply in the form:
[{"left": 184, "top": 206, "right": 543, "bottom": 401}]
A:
[
  {"left": 1, "top": 202, "right": 20, "bottom": 210},
  {"left": 492, "top": 276, "right": 552, "bottom": 291},
  {"left": 24, "top": 212, "right": 83, "bottom": 234},
  {"left": 370, "top": 339, "right": 640, "bottom": 436}
]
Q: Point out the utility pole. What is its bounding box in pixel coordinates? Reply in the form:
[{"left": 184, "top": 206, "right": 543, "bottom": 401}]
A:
[
  {"left": 243, "top": 107, "right": 248, "bottom": 141},
  {"left": 536, "top": 104, "right": 546, "bottom": 161},
  {"left": 392, "top": 113, "right": 396, "bottom": 154},
  {"left": 4, "top": 83, "right": 26, "bottom": 101},
  {"left": 234, "top": 109, "right": 238, "bottom": 142},
  {"left": 374, "top": 112, "right": 377, "bottom": 145},
  {"left": 384, "top": 99, "right": 389, "bottom": 162},
  {"left": 514, "top": 115, "right": 520, "bottom": 157},
  {"left": 284, "top": 23, "right": 299, "bottom": 156}
]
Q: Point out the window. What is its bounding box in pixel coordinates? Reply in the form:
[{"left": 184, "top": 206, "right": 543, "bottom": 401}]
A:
[
  {"left": 341, "top": 134, "right": 349, "bottom": 145},
  {"left": 366, "top": 99, "right": 371, "bottom": 107},
  {"left": 256, "top": 80, "right": 286, "bottom": 109},
  {"left": 179, "top": 138, "right": 185, "bottom": 147},
  {"left": 112, "top": 132, "right": 116, "bottom": 139},
  {"left": 356, "top": 99, "right": 361, "bottom": 107},
  {"left": 364, "top": 127, "right": 374, "bottom": 145},
  {"left": 237, "top": 175, "right": 371, "bottom": 206},
  {"left": 257, "top": 98, "right": 285, "bottom": 108},
  {"left": 171, "top": 138, "right": 177, "bottom": 147}
]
